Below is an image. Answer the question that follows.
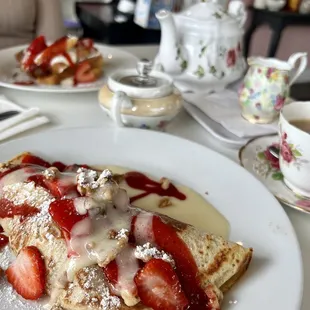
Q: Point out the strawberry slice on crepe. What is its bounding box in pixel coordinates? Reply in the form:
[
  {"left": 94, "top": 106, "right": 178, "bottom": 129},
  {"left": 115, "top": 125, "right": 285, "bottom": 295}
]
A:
[
  {"left": 134, "top": 258, "right": 189, "bottom": 310},
  {"left": 6, "top": 246, "right": 46, "bottom": 300}
]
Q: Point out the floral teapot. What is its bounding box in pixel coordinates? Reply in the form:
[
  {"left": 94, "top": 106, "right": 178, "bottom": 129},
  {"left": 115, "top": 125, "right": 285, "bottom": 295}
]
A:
[{"left": 155, "top": 0, "right": 247, "bottom": 92}]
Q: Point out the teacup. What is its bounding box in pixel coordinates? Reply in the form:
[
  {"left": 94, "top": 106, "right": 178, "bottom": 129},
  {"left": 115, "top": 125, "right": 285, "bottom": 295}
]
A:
[{"left": 279, "top": 101, "right": 310, "bottom": 197}]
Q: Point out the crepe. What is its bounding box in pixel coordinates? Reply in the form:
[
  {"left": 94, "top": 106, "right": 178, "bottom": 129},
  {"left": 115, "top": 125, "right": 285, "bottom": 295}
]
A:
[{"left": 0, "top": 152, "right": 253, "bottom": 310}]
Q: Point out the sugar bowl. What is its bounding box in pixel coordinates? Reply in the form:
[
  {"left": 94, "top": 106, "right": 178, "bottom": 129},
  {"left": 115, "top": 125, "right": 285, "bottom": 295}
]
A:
[{"left": 98, "top": 59, "right": 183, "bottom": 130}]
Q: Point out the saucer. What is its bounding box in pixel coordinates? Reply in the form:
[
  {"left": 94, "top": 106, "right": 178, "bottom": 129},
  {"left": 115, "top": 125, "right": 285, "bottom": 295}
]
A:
[{"left": 239, "top": 134, "right": 310, "bottom": 214}]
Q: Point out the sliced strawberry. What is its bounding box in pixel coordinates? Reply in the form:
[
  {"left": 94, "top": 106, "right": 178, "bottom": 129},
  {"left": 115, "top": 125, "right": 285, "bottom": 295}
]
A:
[
  {"left": 21, "top": 154, "right": 51, "bottom": 168},
  {"left": 28, "top": 173, "right": 77, "bottom": 199},
  {"left": 134, "top": 258, "right": 188, "bottom": 310},
  {"left": 104, "top": 259, "right": 119, "bottom": 287},
  {"left": 74, "top": 61, "right": 96, "bottom": 84},
  {"left": 64, "top": 164, "right": 91, "bottom": 173},
  {"left": 0, "top": 234, "right": 9, "bottom": 250},
  {"left": 49, "top": 199, "right": 88, "bottom": 235},
  {"left": 27, "top": 175, "right": 48, "bottom": 190},
  {"left": 0, "top": 225, "right": 3, "bottom": 233},
  {"left": 35, "top": 36, "right": 75, "bottom": 66},
  {"left": 151, "top": 216, "right": 211, "bottom": 308},
  {"left": 21, "top": 36, "right": 47, "bottom": 71},
  {"left": 51, "top": 161, "right": 67, "bottom": 172},
  {"left": 6, "top": 246, "right": 46, "bottom": 300},
  {"left": 0, "top": 198, "right": 38, "bottom": 219},
  {"left": 78, "top": 38, "right": 94, "bottom": 50}
]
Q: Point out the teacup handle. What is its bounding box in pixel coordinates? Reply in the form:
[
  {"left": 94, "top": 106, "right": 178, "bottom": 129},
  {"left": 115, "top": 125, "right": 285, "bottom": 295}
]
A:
[
  {"left": 111, "top": 91, "right": 132, "bottom": 127},
  {"left": 288, "top": 52, "right": 308, "bottom": 86}
]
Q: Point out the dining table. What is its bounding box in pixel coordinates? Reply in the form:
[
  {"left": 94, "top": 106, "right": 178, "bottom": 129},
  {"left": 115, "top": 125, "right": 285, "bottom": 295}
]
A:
[{"left": 0, "top": 44, "right": 309, "bottom": 309}]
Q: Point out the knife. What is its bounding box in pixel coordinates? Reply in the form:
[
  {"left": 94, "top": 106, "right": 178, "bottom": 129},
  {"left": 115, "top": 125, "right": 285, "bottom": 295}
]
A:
[{"left": 0, "top": 110, "right": 20, "bottom": 121}]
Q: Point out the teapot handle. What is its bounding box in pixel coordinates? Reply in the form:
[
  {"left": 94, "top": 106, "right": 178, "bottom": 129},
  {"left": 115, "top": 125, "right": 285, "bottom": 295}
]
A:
[
  {"left": 288, "top": 52, "right": 308, "bottom": 86},
  {"left": 111, "top": 91, "right": 133, "bottom": 127}
]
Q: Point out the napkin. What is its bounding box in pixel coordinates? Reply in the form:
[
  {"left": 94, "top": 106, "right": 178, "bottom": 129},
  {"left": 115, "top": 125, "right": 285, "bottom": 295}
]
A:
[
  {"left": 182, "top": 90, "right": 279, "bottom": 139},
  {"left": 0, "top": 95, "right": 49, "bottom": 142}
]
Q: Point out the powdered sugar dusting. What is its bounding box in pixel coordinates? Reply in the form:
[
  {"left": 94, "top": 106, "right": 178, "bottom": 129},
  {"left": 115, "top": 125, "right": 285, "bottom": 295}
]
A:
[
  {"left": 77, "top": 168, "right": 113, "bottom": 190},
  {"left": 3, "top": 182, "right": 52, "bottom": 207},
  {"left": 100, "top": 293, "right": 120, "bottom": 310},
  {"left": 135, "top": 242, "right": 175, "bottom": 266},
  {"left": 82, "top": 267, "right": 121, "bottom": 310},
  {"left": 116, "top": 229, "right": 129, "bottom": 241},
  {"left": 0, "top": 245, "right": 13, "bottom": 270},
  {"left": 77, "top": 168, "right": 99, "bottom": 189},
  {"left": 0, "top": 278, "right": 44, "bottom": 310}
]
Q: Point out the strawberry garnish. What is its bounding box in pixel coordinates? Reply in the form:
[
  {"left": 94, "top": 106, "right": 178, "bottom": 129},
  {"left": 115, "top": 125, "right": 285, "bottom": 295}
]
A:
[
  {"left": 21, "top": 36, "right": 47, "bottom": 71},
  {"left": 28, "top": 174, "right": 78, "bottom": 199},
  {"left": 0, "top": 198, "right": 38, "bottom": 219},
  {"left": 21, "top": 154, "right": 51, "bottom": 168},
  {"left": 35, "top": 36, "right": 77, "bottom": 66},
  {"left": 104, "top": 259, "right": 119, "bottom": 287},
  {"left": 6, "top": 246, "right": 46, "bottom": 300},
  {"left": 78, "top": 38, "right": 94, "bottom": 50},
  {"left": 0, "top": 234, "right": 9, "bottom": 250},
  {"left": 74, "top": 61, "right": 96, "bottom": 84},
  {"left": 134, "top": 258, "right": 188, "bottom": 310},
  {"left": 51, "top": 161, "right": 67, "bottom": 172},
  {"left": 27, "top": 175, "right": 48, "bottom": 189},
  {"left": 64, "top": 164, "right": 91, "bottom": 173},
  {"left": 49, "top": 199, "right": 88, "bottom": 235},
  {"left": 44, "top": 178, "right": 78, "bottom": 199}
]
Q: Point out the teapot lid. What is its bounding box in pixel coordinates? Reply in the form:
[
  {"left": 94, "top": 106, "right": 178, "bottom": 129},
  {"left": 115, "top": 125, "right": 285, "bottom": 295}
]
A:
[
  {"left": 179, "top": 1, "right": 233, "bottom": 23},
  {"left": 108, "top": 59, "right": 174, "bottom": 99}
]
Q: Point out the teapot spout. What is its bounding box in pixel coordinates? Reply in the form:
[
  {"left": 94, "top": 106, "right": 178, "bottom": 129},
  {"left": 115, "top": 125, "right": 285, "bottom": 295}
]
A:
[{"left": 155, "top": 10, "right": 183, "bottom": 74}]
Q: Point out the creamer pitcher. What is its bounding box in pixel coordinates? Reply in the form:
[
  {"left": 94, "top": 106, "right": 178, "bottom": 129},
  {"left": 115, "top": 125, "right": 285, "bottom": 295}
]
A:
[{"left": 239, "top": 52, "right": 307, "bottom": 124}]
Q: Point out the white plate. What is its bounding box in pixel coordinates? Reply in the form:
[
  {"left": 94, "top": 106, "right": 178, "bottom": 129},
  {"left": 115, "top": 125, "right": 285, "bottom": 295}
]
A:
[
  {"left": 183, "top": 100, "right": 249, "bottom": 148},
  {"left": 0, "top": 128, "right": 303, "bottom": 310},
  {"left": 0, "top": 44, "right": 138, "bottom": 93}
]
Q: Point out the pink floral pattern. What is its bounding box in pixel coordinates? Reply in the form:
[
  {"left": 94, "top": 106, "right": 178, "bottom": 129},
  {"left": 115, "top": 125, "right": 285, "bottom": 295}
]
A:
[
  {"left": 274, "top": 95, "right": 285, "bottom": 111},
  {"left": 280, "top": 133, "right": 293, "bottom": 163},
  {"left": 256, "top": 143, "right": 283, "bottom": 180},
  {"left": 226, "top": 49, "right": 236, "bottom": 67},
  {"left": 296, "top": 199, "right": 310, "bottom": 210}
]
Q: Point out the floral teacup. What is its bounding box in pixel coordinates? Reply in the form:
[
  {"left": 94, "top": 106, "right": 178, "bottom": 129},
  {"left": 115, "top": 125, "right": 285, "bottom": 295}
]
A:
[
  {"left": 239, "top": 52, "right": 307, "bottom": 124},
  {"left": 279, "top": 101, "right": 310, "bottom": 197}
]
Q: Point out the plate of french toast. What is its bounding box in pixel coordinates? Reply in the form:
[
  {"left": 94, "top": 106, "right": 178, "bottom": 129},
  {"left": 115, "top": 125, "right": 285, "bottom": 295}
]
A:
[
  {"left": 0, "top": 127, "right": 303, "bottom": 310},
  {"left": 0, "top": 36, "right": 137, "bottom": 93}
]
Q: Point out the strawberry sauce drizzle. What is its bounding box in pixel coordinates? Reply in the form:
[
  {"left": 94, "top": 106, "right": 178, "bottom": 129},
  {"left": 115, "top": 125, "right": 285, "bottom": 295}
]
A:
[
  {"left": 151, "top": 216, "right": 211, "bottom": 309},
  {"left": 62, "top": 52, "right": 75, "bottom": 67},
  {"left": 0, "top": 198, "right": 38, "bottom": 219},
  {"left": 125, "top": 172, "right": 186, "bottom": 203}
]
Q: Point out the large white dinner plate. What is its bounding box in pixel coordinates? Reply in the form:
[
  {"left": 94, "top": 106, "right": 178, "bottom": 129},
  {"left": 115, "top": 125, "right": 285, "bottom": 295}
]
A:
[
  {"left": 0, "top": 127, "right": 303, "bottom": 310},
  {"left": 0, "top": 44, "right": 138, "bottom": 93}
]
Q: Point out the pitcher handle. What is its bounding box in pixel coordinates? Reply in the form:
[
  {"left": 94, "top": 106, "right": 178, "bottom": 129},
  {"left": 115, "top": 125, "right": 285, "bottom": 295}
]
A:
[{"left": 288, "top": 52, "right": 308, "bottom": 86}]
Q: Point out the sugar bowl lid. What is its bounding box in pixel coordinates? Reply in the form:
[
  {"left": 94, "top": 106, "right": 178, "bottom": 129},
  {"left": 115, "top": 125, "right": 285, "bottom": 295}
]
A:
[{"left": 107, "top": 59, "right": 174, "bottom": 99}]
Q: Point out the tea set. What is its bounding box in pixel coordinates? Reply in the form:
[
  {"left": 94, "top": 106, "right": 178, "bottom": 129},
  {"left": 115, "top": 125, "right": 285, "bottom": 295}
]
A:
[{"left": 98, "top": 0, "right": 310, "bottom": 212}]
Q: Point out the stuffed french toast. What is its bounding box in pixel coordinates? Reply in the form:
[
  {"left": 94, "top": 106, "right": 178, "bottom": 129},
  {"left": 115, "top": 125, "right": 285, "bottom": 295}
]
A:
[
  {"left": 14, "top": 36, "right": 103, "bottom": 86},
  {"left": 0, "top": 152, "right": 253, "bottom": 310}
]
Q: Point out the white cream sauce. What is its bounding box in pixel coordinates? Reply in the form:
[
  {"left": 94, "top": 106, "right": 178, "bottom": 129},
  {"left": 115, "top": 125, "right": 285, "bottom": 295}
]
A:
[
  {"left": 97, "top": 165, "right": 230, "bottom": 239},
  {"left": 67, "top": 202, "right": 132, "bottom": 281}
]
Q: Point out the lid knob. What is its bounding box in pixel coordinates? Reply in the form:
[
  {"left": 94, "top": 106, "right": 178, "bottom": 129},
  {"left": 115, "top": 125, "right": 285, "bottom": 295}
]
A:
[
  {"left": 137, "top": 59, "right": 153, "bottom": 78},
  {"left": 135, "top": 59, "right": 156, "bottom": 86}
]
